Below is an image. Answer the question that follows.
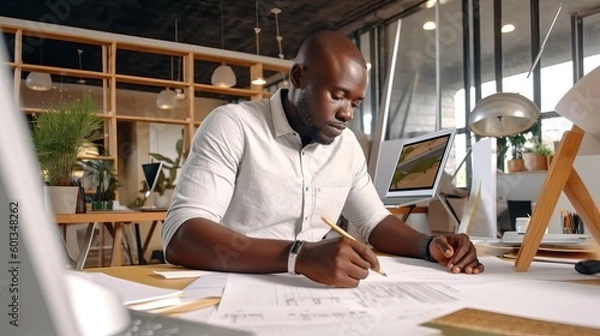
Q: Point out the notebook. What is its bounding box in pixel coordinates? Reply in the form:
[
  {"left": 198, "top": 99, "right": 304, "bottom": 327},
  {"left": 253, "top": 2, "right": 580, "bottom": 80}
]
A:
[
  {"left": 0, "top": 33, "right": 251, "bottom": 336},
  {"left": 373, "top": 128, "right": 456, "bottom": 207}
]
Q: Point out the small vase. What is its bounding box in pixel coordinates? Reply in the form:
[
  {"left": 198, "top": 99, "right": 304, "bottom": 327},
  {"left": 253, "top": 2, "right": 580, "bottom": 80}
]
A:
[
  {"left": 506, "top": 158, "right": 525, "bottom": 173},
  {"left": 153, "top": 193, "right": 171, "bottom": 209}
]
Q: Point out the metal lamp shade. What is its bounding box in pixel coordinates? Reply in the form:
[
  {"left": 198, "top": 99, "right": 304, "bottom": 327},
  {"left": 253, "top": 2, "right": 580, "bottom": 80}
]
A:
[
  {"left": 211, "top": 64, "right": 237, "bottom": 88},
  {"left": 25, "top": 72, "right": 52, "bottom": 91},
  {"left": 156, "top": 88, "right": 177, "bottom": 109},
  {"left": 469, "top": 92, "right": 540, "bottom": 137}
]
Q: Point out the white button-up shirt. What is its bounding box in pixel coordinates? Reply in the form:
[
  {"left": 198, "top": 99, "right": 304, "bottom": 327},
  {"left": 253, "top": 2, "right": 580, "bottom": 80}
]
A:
[{"left": 161, "top": 89, "right": 390, "bottom": 250}]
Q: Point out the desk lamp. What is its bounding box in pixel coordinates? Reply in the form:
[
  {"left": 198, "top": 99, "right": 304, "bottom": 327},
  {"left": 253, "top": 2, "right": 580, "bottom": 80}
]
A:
[
  {"left": 468, "top": 92, "right": 540, "bottom": 137},
  {"left": 451, "top": 93, "right": 540, "bottom": 180}
]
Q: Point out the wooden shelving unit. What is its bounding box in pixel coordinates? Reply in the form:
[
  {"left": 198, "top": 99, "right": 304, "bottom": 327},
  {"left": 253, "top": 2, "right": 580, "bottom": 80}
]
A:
[{"left": 1, "top": 17, "right": 292, "bottom": 202}]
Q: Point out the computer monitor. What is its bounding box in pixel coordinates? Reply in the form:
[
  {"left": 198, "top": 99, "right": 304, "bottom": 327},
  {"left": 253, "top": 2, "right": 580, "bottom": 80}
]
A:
[
  {"left": 142, "top": 162, "right": 163, "bottom": 198},
  {"left": 373, "top": 128, "right": 456, "bottom": 207}
]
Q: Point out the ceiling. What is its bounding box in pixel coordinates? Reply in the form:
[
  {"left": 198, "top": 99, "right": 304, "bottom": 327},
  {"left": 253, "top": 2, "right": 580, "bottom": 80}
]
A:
[{"left": 0, "top": 0, "right": 425, "bottom": 92}]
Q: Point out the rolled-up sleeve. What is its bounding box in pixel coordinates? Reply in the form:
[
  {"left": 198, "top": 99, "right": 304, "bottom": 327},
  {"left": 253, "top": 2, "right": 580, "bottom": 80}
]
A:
[{"left": 161, "top": 105, "right": 244, "bottom": 251}]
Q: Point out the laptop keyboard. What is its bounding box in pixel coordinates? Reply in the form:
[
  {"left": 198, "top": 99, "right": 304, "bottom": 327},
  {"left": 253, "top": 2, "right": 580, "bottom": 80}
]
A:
[{"left": 117, "top": 309, "right": 253, "bottom": 336}]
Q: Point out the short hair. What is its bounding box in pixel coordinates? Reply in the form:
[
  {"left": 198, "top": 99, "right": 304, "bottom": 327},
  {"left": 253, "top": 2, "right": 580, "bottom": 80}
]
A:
[{"left": 294, "top": 30, "right": 367, "bottom": 69}]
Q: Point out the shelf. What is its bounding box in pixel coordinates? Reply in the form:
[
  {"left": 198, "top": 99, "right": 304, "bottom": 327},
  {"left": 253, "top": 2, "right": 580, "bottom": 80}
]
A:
[
  {"left": 115, "top": 74, "right": 188, "bottom": 88},
  {"left": 19, "top": 64, "right": 111, "bottom": 80},
  {"left": 21, "top": 107, "right": 113, "bottom": 118},
  {"left": 78, "top": 155, "right": 115, "bottom": 161},
  {"left": 194, "top": 83, "right": 264, "bottom": 97},
  {"left": 115, "top": 115, "right": 190, "bottom": 125}
]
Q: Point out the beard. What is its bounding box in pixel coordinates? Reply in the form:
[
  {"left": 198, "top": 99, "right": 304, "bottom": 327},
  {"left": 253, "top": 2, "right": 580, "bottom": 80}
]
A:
[{"left": 297, "top": 91, "right": 332, "bottom": 145}]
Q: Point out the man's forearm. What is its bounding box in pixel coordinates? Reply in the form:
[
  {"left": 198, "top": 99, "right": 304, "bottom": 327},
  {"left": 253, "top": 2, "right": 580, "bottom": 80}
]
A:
[
  {"left": 166, "top": 218, "right": 292, "bottom": 273},
  {"left": 368, "top": 215, "right": 428, "bottom": 258}
]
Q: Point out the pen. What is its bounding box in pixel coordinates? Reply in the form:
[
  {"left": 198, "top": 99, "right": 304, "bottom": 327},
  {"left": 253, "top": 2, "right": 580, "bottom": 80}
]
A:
[{"left": 320, "top": 216, "right": 387, "bottom": 277}]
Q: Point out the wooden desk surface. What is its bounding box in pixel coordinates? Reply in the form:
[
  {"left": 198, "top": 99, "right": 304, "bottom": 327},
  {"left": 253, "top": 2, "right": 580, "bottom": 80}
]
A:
[
  {"left": 88, "top": 262, "right": 600, "bottom": 333},
  {"left": 86, "top": 264, "right": 194, "bottom": 290},
  {"left": 55, "top": 210, "right": 166, "bottom": 224}
]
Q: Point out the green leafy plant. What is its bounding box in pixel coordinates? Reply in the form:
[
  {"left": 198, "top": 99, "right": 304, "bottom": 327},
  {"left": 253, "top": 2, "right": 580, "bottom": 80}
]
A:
[
  {"left": 79, "top": 159, "right": 118, "bottom": 202},
  {"left": 507, "top": 133, "right": 527, "bottom": 160},
  {"left": 32, "top": 94, "right": 102, "bottom": 186},
  {"left": 148, "top": 131, "right": 186, "bottom": 195},
  {"left": 535, "top": 143, "right": 553, "bottom": 156}
]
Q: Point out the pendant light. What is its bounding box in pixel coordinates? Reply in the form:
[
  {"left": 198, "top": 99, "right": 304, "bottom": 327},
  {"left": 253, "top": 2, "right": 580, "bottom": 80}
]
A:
[
  {"left": 211, "top": 0, "right": 237, "bottom": 88},
  {"left": 174, "top": 19, "right": 186, "bottom": 100},
  {"left": 251, "top": 0, "right": 266, "bottom": 86},
  {"left": 26, "top": 42, "right": 52, "bottom": 91},
  {"left": 156, "top": 20, "right": 178, "bottom": 109},
  {"left": 271, "top": 7, "right": 288, "bottom": 87},
  {"left": 76, "top": 49, "right": 86, "bottom": 84}
]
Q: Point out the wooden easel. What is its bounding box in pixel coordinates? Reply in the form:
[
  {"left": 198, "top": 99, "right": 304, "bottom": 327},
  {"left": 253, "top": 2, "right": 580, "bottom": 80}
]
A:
[{"left": 515, "top": 125, "right": 600, "bottom": 271}]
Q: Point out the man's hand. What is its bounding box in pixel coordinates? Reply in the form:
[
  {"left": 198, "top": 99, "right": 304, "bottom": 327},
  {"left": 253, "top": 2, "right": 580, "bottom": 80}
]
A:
[
  {"left": 295, "top": 237, "right": 380, "bottom": 288},
  {"left": 428, "top": 234, "right": 484, "bottom": 274}
]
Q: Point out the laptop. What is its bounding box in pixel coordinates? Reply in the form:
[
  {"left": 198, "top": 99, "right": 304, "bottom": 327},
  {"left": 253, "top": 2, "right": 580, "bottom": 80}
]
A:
[
  {"left": 373, "top": 128, "right": 456, "bottom": 208},
  {"left": 0, "top": 38, "right": 251, "bottom": 336},
  {"left": 137, "top": 162, "right": 167, "bottom": 211}
]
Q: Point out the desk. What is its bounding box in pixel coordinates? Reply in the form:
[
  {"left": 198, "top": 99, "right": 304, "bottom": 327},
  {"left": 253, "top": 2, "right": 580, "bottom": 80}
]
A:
[
  {"left": 55, "top": 211, "right": 166, "bottom": 268},
  {"left": 90, "top": 261, "right": 600, "bottom": 334}
]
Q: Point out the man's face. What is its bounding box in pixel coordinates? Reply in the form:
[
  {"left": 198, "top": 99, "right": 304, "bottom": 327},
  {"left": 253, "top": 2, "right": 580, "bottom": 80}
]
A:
[{"left": 296, "top": 56, "right": 368, "bottom": 145}]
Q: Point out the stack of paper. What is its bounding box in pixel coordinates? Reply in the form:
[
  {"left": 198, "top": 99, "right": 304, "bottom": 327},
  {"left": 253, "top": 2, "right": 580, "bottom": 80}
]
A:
[
  {"left": 475, "top": 233, "right": 600, "bottom": 264},
  {"left": 84, "top": 273, "right": 183, "bottom": 311}
]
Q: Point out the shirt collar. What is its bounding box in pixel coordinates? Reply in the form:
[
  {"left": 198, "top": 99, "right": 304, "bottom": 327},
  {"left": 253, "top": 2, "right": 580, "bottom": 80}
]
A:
[{"left": 270, "top": 88, "right": 296, "bottom": 137}]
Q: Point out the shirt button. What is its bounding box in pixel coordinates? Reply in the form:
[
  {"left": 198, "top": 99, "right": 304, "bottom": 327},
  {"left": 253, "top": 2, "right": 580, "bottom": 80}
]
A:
[
  {"left": 304, "top": 216, "right": 309, "bottom": 221},
  {"left": 301, "top": 151, "right": 305, "bottom": 156},
  {"left": 305, "top": 187, "right": 309, "bottom": 191}
]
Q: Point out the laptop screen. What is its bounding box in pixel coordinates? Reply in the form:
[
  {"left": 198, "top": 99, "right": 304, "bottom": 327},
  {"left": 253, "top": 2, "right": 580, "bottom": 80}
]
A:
[
  {"left": 387, "top": 132, "right": 453, "bottom": 196},
  {"left": 142, "top": 162, "right": 163, "bottom": 197},
  {"left": 373, "top": 128, "right": 456, "bottom": 203}
]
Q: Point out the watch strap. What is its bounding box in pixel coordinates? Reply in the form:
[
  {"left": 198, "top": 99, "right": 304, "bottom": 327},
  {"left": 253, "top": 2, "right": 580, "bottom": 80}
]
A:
[
  {"left": 287, "top": 240, "right": 305, "bottom": 275},
  {"left": 420, "top": 235, "right": 437, "bottom": 262}
]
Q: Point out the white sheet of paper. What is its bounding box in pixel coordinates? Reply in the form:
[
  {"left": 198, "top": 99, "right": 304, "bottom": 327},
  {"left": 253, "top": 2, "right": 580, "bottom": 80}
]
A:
[
  {"left": 457, "top": 279, "right": 600, "bottom": 329},
  {"left": 208, "top": 272, "right": 464, "bottom": 335},
  {"left": 83, "top": 272, "right": 182, "bottom": 310},
  {"left": 181, "top": 273, "right": 228, "bottom": 301},
  {"left": 370, "top": 256, "right": 596, "bottom": 284},
  {"left": 555, "top": 64, "right": 600, "bottom": 155},
  {"left": 153, "top": 270, "right": 215, "bottom": 279}
]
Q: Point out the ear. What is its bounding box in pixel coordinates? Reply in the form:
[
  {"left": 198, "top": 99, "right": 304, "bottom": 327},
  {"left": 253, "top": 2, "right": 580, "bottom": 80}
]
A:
[{"left": 290, "top": 64, "right": 306, "bottom": 89}]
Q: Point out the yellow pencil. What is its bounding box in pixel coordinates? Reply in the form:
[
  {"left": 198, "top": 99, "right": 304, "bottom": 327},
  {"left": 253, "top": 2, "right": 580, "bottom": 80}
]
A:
[{"left": 320, "top": 216, "right": 387, "bottom": 277}]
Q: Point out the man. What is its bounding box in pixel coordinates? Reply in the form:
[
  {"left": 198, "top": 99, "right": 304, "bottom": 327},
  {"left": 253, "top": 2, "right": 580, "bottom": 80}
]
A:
[{"left": 162, "top": 31, "right": 484, "bottom": 288}]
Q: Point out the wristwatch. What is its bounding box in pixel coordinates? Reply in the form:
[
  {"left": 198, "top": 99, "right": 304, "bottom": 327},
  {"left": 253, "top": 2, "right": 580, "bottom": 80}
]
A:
[
  {"left": 420, "top": 235, "right": 437, "bottom": 262},
  {"left": 287, "top": 240, "right": 305, "bottom": 275}
]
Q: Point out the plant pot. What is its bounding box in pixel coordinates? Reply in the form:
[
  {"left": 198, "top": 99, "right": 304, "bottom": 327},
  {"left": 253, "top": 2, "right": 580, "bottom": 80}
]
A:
[
  {"left": 506, "top": 158, "right": 525, "bottom": 173},
  {"left": 91, "top": 201, "right": 113, "bottom": 211},
  {"left": 43, "top": 186, "right": 79, "bottom": 214},
  {"left": 522, "top": 153, "right": 547, "bottom": 171},
  {"left": 153, "top": 190, "right": 173, "bottom": 209}
]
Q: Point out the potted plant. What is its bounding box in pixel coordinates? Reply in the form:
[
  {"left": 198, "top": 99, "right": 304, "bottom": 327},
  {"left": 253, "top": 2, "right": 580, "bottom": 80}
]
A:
[
  {"left": 522, "top": 136, "right": 548, "bottom": 171},
  {"left": 80, "top": 159, "right": 118, "bottom": 210},
  {"left": 506, "top": 132, "right": 526, "bottom": 173},
  {"left": 536, "top": 142, "right": 554, "bottom": 168},
  {"left": 32, "top": 94, "right": 102, "bottom": 213}
]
